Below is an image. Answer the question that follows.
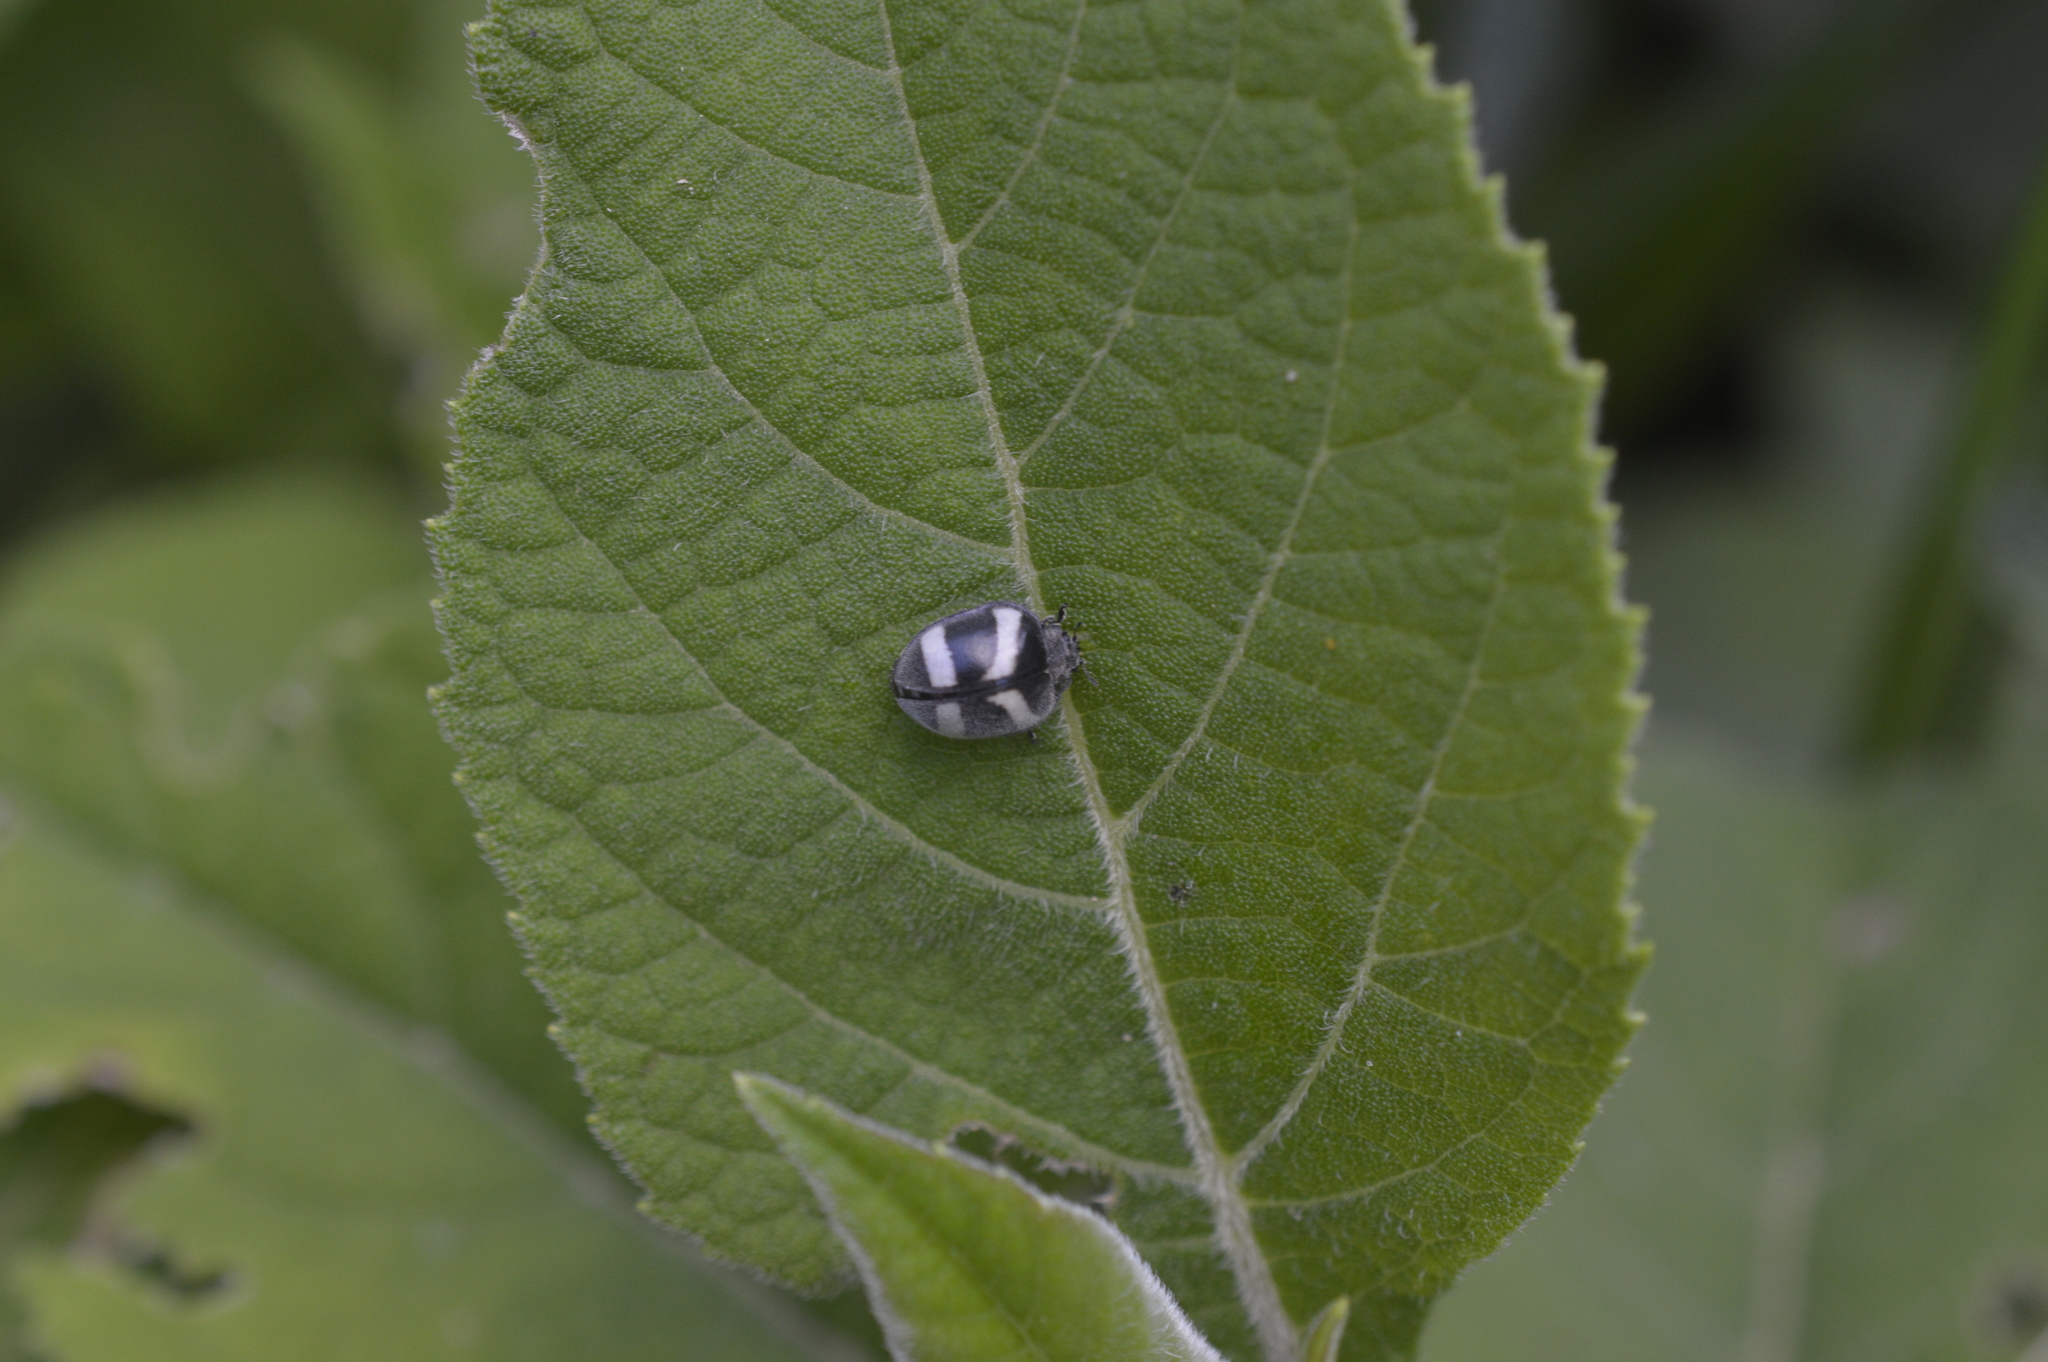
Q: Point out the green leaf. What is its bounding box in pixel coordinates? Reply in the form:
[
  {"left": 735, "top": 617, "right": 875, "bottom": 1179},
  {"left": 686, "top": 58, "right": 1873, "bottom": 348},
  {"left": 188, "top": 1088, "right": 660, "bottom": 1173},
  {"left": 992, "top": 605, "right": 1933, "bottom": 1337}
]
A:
[
  {"left": 0, "top": 475, "right": 829, "bottom": 1359},
  {"left": 1418, "top": 703, "right": 2048, "bottom": 1360},
  {"left": 0, "top": 0, "right": 400, "bottom": 461},
  {"left": 247, "top": 0, "right": 543, "bottom": 469},
  {"left": 739, "top": 1075, "right": 1222, "bottom": 1362},
  {"left": 1844, "top": 140, "right": 2048, "bottom": 768},
  {"left": 432, "top": 0, "right": 1646, "bottom": 1356},
  {"left": 1299, "top": 1299, "right": 1350, "bottom": 1362}
]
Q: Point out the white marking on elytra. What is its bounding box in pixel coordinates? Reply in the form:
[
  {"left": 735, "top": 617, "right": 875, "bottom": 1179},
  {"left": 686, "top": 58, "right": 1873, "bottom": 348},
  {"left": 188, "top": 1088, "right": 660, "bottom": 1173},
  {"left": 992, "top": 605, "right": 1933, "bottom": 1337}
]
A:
[
  {"left": 988, "top": 607, "right": 1025, "bottom": 680},
  {"left": 920, "top": 625, "right": 958, "bottom": 689},
  {"left": 986, "top": 689, "right": 1034, "bottom": 726},
  {"left": 934, "top": 701, "right": 966, "bottom": 737}
]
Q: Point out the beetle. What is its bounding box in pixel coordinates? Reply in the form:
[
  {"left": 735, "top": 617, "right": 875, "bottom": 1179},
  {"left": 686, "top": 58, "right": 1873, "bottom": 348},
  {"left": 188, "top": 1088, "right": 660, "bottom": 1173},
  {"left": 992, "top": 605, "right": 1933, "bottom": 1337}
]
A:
[{"left": 891, "top": 601, "right": 1080, "bottom": 739}]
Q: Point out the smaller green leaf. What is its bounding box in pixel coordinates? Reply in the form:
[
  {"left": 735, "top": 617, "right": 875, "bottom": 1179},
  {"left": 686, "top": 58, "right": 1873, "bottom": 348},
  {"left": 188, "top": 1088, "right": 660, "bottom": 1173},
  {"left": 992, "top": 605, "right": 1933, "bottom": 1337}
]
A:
[
  {"left": 1299, "top": 1299, "right": 1350, "bottom": 1362},
  {"left": 736, "top": 1075, "right": 1220, "bottom": 1362}
]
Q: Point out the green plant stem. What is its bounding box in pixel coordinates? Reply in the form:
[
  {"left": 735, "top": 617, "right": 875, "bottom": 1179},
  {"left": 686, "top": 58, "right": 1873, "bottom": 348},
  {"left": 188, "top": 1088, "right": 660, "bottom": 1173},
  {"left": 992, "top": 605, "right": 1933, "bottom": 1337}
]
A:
[{"left": 1845, "top": 143, "right": 2048, "bottom": 769}]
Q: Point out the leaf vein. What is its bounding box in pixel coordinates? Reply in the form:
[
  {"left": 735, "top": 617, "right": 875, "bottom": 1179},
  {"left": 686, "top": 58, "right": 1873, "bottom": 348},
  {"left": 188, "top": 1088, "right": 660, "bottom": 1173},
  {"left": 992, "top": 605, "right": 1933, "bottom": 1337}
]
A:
[
  {"left": 954, "top": 0, "right": 1091, "bottom": 251},
  {"left": 590, "top": 934, "right": 1193, "bottom": 1185},
  {"left": 463, "top": 468, "right": 1103, "bottom": 909},
  {"left": 1114, "top": 178, "right": 1365, "bottom": 838},
  {"left": 1009, "top": 78, "right": 1241, "bottom": 467},
  {"left": 1231, "top": 515, "right": 1515, "bottom": 1179}
]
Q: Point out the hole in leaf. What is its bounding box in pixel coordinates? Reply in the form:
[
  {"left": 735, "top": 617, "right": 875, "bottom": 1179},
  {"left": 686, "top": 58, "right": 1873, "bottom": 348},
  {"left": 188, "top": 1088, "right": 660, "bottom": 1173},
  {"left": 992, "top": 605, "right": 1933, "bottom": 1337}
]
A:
[
  {"left": 104, "top": 1240, "right": 234, "bottom": 1302},
  {"left": 946, "top": 1126, "right": 1117, "bottom": 1213},
  {"left": 1971, "top": 1259, "right": 2048, "bottom": 1351},
  {"left": 1, "top": 1084, "right": 233, "bottom": 1320},
  {"left": 1, "top": 1088, "right": 186, "bottom": 1251}
]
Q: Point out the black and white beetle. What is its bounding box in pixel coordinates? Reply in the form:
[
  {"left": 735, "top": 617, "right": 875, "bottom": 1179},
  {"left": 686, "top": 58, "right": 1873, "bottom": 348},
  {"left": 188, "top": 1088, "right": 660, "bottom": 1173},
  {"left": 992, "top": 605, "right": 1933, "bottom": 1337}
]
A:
[{"left": 891, "top": 601, "right": 1081, "bottom": 739}]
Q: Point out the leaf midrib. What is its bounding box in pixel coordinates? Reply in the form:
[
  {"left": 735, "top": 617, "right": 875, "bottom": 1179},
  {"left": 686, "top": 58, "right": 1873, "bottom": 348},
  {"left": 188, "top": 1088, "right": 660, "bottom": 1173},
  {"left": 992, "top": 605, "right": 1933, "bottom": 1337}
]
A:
[
  {"left": 870, "top": 0, "right": 1300, "bottom": 1355},
  {"left": 471, "top": 484, "right": 1195, "bottom": 1185}
]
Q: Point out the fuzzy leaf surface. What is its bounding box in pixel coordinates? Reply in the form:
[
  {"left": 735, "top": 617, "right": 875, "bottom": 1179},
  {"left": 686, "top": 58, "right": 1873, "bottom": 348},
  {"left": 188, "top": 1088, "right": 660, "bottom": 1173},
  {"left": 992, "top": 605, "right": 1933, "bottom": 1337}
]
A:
[
  {"left": 433, "top": 0, "right": 1646, "bottom": 1355},
  {"left": 740, "top": 1076, "right": 1221, "bottom": 1362}
]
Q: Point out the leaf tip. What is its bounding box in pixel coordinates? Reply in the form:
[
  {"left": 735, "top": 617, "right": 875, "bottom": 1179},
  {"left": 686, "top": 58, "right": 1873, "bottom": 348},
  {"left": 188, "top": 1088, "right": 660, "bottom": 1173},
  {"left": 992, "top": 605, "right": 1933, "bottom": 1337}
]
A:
[
  {"left": 1301, "top": 1295, "right": 1351, "bottom": 1362},
  {"left": 732, "top": 1070, "right": 810, "bottom": 1136}
]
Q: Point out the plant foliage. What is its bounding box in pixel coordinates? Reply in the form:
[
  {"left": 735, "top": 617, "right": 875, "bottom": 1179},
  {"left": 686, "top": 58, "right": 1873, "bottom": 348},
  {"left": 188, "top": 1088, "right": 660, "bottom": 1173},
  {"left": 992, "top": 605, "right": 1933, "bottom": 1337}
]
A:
[
  {"left": 1425, "top": 693, "right": 2048, "bottom": 1360},
  {"left": 431, "top": 0, "right": 1646, "bottom": 1355},
  {"left": 740, "top": 1074, "right": 1223, "bottom": 1362},
  {"left": 0, "top": 478, "right": 816, "bottom": 1361}
]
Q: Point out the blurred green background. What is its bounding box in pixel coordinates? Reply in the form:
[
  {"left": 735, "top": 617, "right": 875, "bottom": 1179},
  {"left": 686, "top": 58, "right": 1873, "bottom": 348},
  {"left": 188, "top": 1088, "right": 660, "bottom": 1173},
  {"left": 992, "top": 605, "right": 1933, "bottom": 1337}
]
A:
[
  {"left": 5, "top": 0, "right": 2043, "bottom": 766},
  {"left": 0, "top": 0, "right": 2044, "bottom": 1356}
]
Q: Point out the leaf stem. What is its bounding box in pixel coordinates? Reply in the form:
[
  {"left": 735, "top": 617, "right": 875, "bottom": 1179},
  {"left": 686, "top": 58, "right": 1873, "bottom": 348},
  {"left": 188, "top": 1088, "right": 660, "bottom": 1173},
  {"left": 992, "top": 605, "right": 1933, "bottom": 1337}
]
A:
[{"left": 1843, "top": 142, "right": 2048, "bottom": 769}]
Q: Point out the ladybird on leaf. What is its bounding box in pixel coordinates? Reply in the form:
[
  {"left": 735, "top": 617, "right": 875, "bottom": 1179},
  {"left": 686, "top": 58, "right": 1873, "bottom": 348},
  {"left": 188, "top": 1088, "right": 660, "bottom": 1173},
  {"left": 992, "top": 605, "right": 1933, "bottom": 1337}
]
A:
[{"left": 891, "top": 602, "right": 1080, "bottom": 739}]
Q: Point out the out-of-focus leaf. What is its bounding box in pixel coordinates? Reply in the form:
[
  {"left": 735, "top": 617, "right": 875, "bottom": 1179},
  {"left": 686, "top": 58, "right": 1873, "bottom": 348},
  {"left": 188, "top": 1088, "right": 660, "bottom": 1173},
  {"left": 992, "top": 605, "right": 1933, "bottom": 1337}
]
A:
[
  {"left": 0, "top": 475, "right": 832, "bottom": 1359},
  {"left": 1846, "top": 142, "right": 2048, "bottom": 768},
  {"left": 0, "top": 1092, "right": 185, "bottom": 1362},
  {"left": 0, "top": 476, "right": 577, "bottom": 1114},
  {"left": 248, "top": 0, "right": 539, "bottom": 468},
  {"left": 739, "top": 1076, "right": 1222, "bottom": 1362},
  {"left": 1418, "top": 686, "right": 2048, "bottom": 1361},
  {"left": 1527, "top": 0, "right": 1944, "bottom": 432},
  {"left": 0, "top": 812, "right": 822, "bottom": 1362},
  {"left": 0, "top": 0, "right": 404, "bottom": 461},
  {"left": 432, "top": 0, "right": 1646, "bottom": 1356}
]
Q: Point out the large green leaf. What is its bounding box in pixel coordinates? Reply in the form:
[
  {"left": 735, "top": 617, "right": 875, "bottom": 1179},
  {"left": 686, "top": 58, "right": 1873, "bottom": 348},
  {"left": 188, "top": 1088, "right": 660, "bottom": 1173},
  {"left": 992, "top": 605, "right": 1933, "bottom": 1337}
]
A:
[
  {"left": 1418, "top": 704, "right": 2048, "bottom": 1360},
  {"left": 431, "top": 0, "right": 1645, "bottom": 1356},
  {"left": 739, "top": 1075, "right": 1223, "bottom": 1362},
  {"left": 0, "top": 475, "right": 829, "bottom": 1359}
]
